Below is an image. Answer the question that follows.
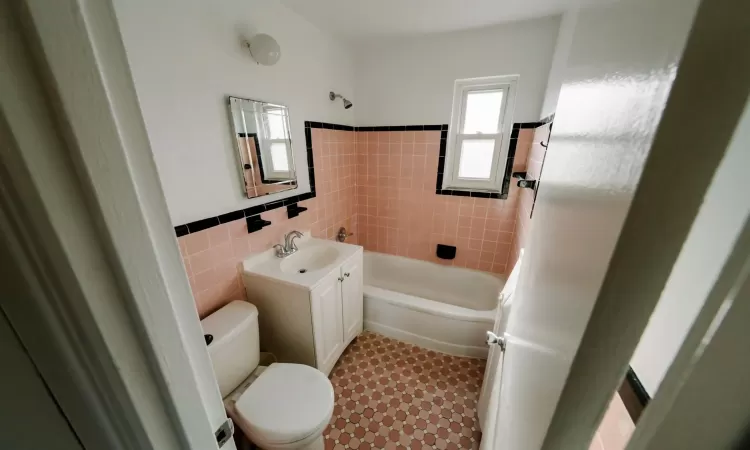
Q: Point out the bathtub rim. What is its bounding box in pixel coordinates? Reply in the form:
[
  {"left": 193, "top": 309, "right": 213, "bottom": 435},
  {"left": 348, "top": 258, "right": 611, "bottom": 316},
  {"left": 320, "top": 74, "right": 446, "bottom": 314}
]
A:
[
  {"left": 364, "top": 250, "right": 506, "bottom": 281},
  {"left": 364, "top": 320, "right": 489, "bottom": 359},
  {"left": 364, "top": 285, "right": 496, "bottom": 323},
  {"left": 363, "top": 285, "right": 496, "bottom": 358}
]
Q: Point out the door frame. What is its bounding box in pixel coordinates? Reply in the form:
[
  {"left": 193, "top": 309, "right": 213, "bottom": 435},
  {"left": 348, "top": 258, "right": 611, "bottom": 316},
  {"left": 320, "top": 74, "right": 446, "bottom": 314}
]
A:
[
  {"left": 0, "top": 0, "right": 229, "bottom": 449},
  {"left": 629, "top": 217, "right": 750, "bottom": 449},
  {"left": 3, "top": 0, "right": 749, "bottom": 449}
]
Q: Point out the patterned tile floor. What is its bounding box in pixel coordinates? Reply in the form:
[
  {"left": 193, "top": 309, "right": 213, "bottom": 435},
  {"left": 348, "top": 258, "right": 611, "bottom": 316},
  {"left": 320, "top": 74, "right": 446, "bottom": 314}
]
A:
[{"left": 324, "top": 331, "right": 486, "bottom": 450}]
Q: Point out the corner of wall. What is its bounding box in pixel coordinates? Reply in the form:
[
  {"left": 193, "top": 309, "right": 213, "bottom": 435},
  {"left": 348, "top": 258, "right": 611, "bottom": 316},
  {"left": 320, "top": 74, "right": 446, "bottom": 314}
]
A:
[{"left": 539, "top": 9, "right": 578, "bottom": 119}]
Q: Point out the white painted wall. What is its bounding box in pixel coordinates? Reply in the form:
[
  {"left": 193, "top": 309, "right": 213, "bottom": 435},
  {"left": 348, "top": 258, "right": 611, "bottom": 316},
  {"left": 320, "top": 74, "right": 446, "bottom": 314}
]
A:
[
  {"left": 539, "top": 9, "right": 577, "bottom": 119},
  {"left": 630, "top": 96, "right": 750, "bottom": 395},
  {"left": 112, "top": 0, "right": 356, "bottom": 225},
  {"left": 353, "top": 16, "right": 561, "bottom": 126}
]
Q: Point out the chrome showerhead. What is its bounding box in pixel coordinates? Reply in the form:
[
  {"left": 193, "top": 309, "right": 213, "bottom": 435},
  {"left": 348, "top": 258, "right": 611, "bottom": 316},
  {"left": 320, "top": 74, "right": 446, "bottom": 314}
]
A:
[{"left": 329, "top": 91, "right": 353, "bottom": 110}]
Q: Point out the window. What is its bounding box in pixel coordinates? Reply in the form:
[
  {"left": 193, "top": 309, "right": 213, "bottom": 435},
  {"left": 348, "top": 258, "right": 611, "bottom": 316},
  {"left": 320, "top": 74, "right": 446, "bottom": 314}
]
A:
[
  {"left": 260, "top": 106, "right": 294, "bottom": 179},
  {"left": 443, "top": 75, "right": 518, "bottom": 192}
]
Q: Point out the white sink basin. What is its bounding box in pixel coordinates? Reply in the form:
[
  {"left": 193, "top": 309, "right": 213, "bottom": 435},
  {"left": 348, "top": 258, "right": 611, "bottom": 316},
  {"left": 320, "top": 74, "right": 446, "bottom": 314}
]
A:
[
  {"left": 280, "top": 245, "right": 340, "bottom": 274},
  {"left": 242, "top": 234, "right": 361, "bottom": 288}
]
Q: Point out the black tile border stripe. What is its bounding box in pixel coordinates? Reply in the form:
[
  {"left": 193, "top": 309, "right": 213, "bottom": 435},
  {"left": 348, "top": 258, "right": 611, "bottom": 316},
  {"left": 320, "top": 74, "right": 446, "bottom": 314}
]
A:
[
  {"left": 174, "top": 118, "right": 553, "bottom": 236},
  {"left": 627, "top": 367, "right": 650, "bottom": 406},
  {"left": 174, "top": 125, "right": 319, "bottom": 236},
  {"left": 436, "top": 117, "right": 552, "bottom": 200},
  {"left": 306, "top": 122, "right": 447, "bottom": 132},
  {"left": 177, "top": 192, "right": 317, "bottom": 237},
  {"left": 306, "top": 121, "right": 356, "bottom": 132},
  {"left": 619, "top": 366, "right": 650, "bottom": 423},
  {"left": 434, "top": 126, "right": 506, "bottom": 199},
  {"left": 513, "top": 113, "right": 555, "bottom": 130}
]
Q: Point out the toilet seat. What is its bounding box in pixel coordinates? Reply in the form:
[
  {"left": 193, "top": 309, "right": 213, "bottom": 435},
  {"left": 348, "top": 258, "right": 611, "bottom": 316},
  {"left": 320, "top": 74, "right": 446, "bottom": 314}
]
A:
[{"left": 233, "top": 363, "right": 334, "bottom": 446}]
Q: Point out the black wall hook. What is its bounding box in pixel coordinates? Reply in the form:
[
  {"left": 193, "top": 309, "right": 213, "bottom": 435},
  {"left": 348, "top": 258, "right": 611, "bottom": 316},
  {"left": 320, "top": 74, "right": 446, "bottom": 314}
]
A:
[
  {"left": 286, "top": 203, "right": 308, "bottom": 219},
  {"left": 246, "top": 214, "right": 272, "bottom": 233}
]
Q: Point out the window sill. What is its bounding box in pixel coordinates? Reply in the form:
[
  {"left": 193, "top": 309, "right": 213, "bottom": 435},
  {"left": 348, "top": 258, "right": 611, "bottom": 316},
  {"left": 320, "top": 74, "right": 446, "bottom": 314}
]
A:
[
  {"left": 436, "top": 126, "right": 512, "bottom": 200},
  {"left": 435, "top": 188, "right": 507, "bottom": 200}
]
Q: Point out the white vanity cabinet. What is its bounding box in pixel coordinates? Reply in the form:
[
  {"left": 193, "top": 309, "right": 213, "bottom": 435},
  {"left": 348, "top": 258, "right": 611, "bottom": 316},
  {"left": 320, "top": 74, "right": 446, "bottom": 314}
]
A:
[
  {"left": 340, "top": 255, "right": 364, "bottom": 343},
  {"left": 242, "top": 240, "right": 363, "bottom": 375},
  {"left": 310, "top": 270, "right": 344, "bottom": 373}
]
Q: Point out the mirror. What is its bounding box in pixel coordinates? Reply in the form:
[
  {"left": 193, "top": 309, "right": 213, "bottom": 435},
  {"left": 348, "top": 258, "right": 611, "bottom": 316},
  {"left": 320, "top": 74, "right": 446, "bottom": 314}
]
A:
[{"left": 229, "top": 96, "right": 297, "bottom": 199}]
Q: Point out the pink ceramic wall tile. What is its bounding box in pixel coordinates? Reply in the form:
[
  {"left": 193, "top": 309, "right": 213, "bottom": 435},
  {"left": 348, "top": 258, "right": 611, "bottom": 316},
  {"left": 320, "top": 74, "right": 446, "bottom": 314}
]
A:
[
  {"left": 352, "top": 130, "right": 519, "bottom": 276},
  {"left": 179, "top": 126, "right": 532, "bottom": 317},
  {"left": 512, "top": 129, "right": 534, "bottom": 172},
  {"left": 177, "top": 129, "right": 357, "bottom": 317},
  {"left": 589, "top": 434, "right": 605, "bottom": 450},
  {"left": 596, "top": 393, "right": 634, "bottom": 450},
  {"left": 509, "top": 123, "right": 552, "bottom": 270},
  {"left": 182, "top": 229, "right": 210, "bottom": 255},
  {"left": 188, "top": 248, "right": 215, "bottom": 275}
]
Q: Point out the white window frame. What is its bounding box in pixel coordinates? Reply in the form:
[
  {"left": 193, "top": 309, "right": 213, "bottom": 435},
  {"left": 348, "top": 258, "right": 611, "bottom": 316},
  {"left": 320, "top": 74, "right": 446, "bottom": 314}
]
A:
[
  {"left": 443, "top": 75, "right": 518, "bottom": 192},
  {"left": 258, "top": 105, "right": 294, "bottom": 180}
]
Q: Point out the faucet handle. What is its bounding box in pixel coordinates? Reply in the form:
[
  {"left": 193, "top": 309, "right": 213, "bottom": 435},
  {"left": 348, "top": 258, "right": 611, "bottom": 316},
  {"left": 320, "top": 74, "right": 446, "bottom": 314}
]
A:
[{"left": 336, "top": 227, "right": 354, "bottom": 242}]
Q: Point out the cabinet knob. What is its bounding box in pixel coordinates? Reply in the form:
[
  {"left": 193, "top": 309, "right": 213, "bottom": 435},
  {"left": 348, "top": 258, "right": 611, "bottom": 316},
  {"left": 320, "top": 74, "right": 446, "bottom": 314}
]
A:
[
  {"left": 344, "top": 272, "right": 350, "bottom": 277},
  {"left": 338, "top": 276, "right": 345, "bottom": 282}
]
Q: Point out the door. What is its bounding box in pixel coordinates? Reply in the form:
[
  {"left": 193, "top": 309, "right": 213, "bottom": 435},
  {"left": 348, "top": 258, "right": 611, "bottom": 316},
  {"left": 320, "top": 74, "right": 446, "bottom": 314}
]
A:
[
  {"left": 341, "top": 253, "right": 364, "bottom": 343},
  {"left": 477, "top": 302, "right": 505, "bottom": 432},
  {"left": 0, "top": 312, "right": 83, "bottom": 450},
  {"left": 0, "top": 1, "right": 234, "bottom": 448},
  {"left": 486, "top": 2, "right": 703, "bottom": 449},
  {"left": 311, "top": 271, "right": 345, "bottom": 374},
  {"left": 477, "top": 250, "right": 523, "bottom": 433}
]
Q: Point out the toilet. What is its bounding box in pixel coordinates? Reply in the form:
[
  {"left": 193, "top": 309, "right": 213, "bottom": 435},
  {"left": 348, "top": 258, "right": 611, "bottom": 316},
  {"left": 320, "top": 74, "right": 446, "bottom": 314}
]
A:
[{"left": 201, "top": 301, "right": 334, "bottom": 450}]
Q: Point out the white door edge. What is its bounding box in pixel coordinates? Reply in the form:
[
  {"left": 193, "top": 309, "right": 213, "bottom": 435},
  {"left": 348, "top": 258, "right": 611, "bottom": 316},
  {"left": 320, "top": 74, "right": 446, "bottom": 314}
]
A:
[{"left": 1, "top": 1, "right": 231, "bottom": 449}]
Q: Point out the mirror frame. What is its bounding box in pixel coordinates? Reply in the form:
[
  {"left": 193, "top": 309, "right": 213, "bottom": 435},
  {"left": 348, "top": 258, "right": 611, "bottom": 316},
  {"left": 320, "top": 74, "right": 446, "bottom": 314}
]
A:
[{"left": 227, "top": 96, "right": 297, "bottom": 199}]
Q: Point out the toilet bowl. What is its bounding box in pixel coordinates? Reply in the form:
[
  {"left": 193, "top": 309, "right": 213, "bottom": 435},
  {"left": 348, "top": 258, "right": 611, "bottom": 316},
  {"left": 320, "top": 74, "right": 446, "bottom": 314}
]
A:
[
  {"left": 227, "top": 363, "right": 333, "bottom": 450},
  {"left": 201, "top": 301, "right": 334, "bottom": 450}
]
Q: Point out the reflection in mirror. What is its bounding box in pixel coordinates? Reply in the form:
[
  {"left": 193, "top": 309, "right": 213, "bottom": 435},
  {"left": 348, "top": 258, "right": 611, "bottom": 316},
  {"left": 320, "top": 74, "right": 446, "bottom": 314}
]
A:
[{"left": 229, "top": 96, "right": 297, "bottom": 199}]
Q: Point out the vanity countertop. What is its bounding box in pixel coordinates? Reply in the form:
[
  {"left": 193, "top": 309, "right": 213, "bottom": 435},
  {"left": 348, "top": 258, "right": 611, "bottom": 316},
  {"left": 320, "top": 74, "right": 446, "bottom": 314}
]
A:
[{"left": 242, "top": 234, "right": 362, "bottom": 289}]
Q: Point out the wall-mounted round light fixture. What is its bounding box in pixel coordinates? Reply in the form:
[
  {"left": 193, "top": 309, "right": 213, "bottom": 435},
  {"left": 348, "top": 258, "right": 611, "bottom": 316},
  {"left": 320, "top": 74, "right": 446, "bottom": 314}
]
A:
[{"left": 244, "top": 33, "right": 281, "bottom": 66}]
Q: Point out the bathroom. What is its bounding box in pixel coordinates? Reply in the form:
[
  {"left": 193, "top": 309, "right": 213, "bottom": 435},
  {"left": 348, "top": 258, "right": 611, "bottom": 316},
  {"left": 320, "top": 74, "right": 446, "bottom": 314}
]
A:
[
  {"left": 126, "top": 0, "right": 561, "bottom": 446},
  {"left": 3, "top": 0, "right": 748, "bottom": 450},
  {"left": 112, "top": 0, "right": 711, "bottom": 448}
]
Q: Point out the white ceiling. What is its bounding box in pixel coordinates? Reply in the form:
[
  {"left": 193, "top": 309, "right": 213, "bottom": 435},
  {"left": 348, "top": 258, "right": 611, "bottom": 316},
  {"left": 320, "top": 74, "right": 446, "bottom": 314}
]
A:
[{"left": 280, "top": 0, "right": 603, "bottom": 40}]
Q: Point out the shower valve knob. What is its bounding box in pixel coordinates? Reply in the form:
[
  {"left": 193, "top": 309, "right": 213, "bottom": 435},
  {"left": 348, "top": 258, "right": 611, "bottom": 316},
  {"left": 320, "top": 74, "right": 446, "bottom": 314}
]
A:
[
  {"left": 517, "top": 179, "right": 537, "bottom": 190},
  {"left": 486, "top": 331, "right": 506, "bottom": 351}
]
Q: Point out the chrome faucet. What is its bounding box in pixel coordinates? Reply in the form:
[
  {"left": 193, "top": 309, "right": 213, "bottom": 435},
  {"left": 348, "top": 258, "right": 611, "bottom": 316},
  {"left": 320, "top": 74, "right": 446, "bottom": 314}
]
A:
[{"left": 273, "top": 230, "right": 303, "bottom": 258}]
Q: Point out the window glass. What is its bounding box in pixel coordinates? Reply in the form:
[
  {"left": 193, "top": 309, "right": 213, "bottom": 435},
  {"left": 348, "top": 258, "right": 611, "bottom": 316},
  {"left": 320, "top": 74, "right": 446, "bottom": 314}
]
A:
[
  {"left": 266, "top": 112, "right": 287, "bottom": 140},
  {"left": 270, "top": 142, "right": 289, "bottom": 171},
  {"left": 458, "top": 139, "right": 495, "bottom": 179},
  {"left": 462, "top": 90, "right": 504, "bottom": 134}
]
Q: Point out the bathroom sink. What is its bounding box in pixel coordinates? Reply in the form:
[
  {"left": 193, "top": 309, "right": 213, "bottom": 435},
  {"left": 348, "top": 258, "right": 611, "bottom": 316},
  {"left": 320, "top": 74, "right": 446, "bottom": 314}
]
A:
[
  {"left": 242, "top": 233, "right": 361, "bottom": 288},
  {"left": 280, "top": 245, "right": 340, "bottom": 274}
]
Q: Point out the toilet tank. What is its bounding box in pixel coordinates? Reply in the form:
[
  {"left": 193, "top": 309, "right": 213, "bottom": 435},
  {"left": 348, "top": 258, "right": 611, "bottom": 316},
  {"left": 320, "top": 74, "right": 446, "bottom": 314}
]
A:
[{"left": 200, "top": 300, "right": 260, "bottom": 398}]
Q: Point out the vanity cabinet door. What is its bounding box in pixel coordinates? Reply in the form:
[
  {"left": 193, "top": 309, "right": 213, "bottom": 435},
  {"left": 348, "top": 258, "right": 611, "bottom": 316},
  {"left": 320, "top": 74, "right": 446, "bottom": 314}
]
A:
[
  {"left": 341, "top": 253, "right": 364, "bottom": 344},
  {"left": 311, "top": 271, "right": 345, "bottom": 374}
]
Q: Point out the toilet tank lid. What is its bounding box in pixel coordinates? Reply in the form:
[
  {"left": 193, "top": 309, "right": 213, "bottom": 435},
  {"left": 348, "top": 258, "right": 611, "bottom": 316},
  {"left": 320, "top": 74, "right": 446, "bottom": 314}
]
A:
[{"left": 200, "top": 301, "right": 258, "bottom": 348}]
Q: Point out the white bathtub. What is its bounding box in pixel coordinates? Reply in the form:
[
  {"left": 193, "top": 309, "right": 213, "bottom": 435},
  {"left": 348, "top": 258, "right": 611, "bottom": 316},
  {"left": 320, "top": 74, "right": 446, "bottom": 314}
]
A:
[{"left": 363, "top": 252, "right": 505, "bottom": 358}]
